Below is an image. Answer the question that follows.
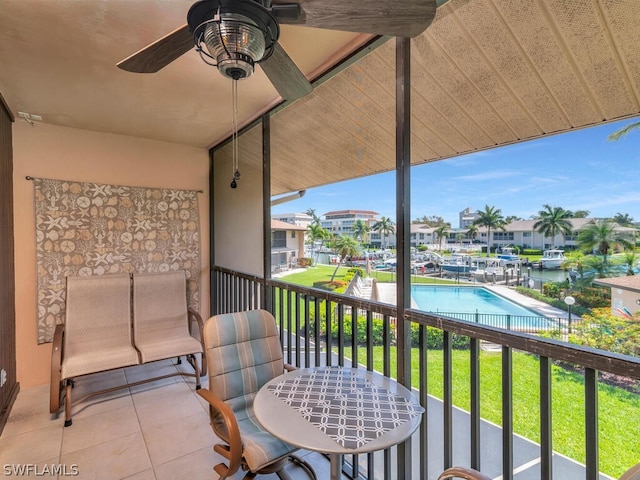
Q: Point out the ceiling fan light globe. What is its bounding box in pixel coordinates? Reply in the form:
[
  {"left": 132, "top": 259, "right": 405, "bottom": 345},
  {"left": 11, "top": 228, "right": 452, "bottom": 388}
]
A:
[{"left": 203, "top": 15, "right": 266, "bottom": 79}]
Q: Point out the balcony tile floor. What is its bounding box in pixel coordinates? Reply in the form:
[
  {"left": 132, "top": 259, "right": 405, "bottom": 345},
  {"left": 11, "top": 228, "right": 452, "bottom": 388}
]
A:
[{"left": 0, "top": 360, "right": 333, "bottom": 479}]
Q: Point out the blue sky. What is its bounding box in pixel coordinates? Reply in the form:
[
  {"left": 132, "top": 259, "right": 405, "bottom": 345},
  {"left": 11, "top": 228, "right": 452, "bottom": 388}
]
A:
[{"left": 271, "top": 118, "right": 640, "bottom": 227}]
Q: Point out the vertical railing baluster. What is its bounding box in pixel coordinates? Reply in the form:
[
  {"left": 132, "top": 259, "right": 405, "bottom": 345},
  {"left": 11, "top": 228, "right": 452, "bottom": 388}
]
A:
[
  {"left": 444, "top": 330, "right": 453, "bottom": 469},
  {"left": 351, "top": 307, "right": 358, "bottom": 368},
  {"left": 337, "top": 304, "right": 344, "bottom": 366},
  {"left": 419, "top": 324, "right": 428, "bottom": 480},
  {"left": 540, "top": 356, "right": 552, "bottom": 480},
  {"left": 287, "top": 290, "right": 293, "bottom": 365},
  {"left": 295, "top": 292, "right": 301, "bottom": 367},
  {"left": 314, "top": 297, "right": 321, "bottom": 367},
  {"left": 383, "top": 314, "right": 391, "bottom": 478},
  {"left": 232, "top": 275, "right": 237, "bottom": 311},
  {"left": 585, "top": 368, "right": 599, "bottom": 480},
  {"left": 502, "top": 346, "right": 513, "bottom": 480},
  {"left": 304, "top": 295, "right": 310, "bottom": 368},
  {"left": 278, "top": 287, "right": 284, "bottom": 348},
  {"left": 470, "top": 337, "right": 480, "bottom": 471},
  {"left": 225, "top": 273, "right": 230, "bottom": 312},
  {"left": 383, "top": 315, "right": 391, "bottom": 378},
  {"left": 366, "top": 311, "right": 373, "bottom": 372},
  {"left": 366, "top": 310, "right": 374, "bottom": 478},
  {"left": 325, "top": 300, "right": 333, "bottom": 366}
]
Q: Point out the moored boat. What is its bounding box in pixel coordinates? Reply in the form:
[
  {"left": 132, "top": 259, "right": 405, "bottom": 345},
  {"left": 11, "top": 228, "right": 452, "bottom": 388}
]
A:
[
  {"left": 440, "top": 253, "right": 475, "bottom": 274},
  {"left": 540, "top": 249, "right": 566, "bottom": 269}
]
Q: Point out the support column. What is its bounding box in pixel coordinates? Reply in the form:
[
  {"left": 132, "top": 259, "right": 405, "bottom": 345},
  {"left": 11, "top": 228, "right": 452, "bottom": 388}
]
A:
[{"left": 395, "top": 35, "right": 413, "bottom": 479}]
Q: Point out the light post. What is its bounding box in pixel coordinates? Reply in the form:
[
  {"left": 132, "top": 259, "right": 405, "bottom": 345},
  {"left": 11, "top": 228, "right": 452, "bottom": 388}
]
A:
[{"left": 564, "top": 295, "right": 575, "bottom": 334}]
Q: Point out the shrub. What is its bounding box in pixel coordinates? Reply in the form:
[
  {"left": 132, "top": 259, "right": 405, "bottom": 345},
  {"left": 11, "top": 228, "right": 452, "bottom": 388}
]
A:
[
  {"left": 306, "top": 313, "right": 393, "bottom": 346},
  {"left": 410, "top": 323, "right": 470, "bottom": 349},
  {"left": 573, "top": 287, "right": 610, "bottom": 309},
  {"left": 313, "top": 280, "right": 347, "bottom": 292},
  {"left": 514, "top": 286, "right": 591, "bottom": 317},
  {"left": 542, "top": 281, "right": 566, "bottom": 299},
  {"left": 522, "top": 249, "right": 542, "bottom": 256},
  {"left": 298, "top": 257, "right": 313, "bottom": 267},
  {"left": 569, "top": 308, "right": 640, "bottom": 357},
  {"left": 347, "top": 267, "right": 364, "bottom": 277}
]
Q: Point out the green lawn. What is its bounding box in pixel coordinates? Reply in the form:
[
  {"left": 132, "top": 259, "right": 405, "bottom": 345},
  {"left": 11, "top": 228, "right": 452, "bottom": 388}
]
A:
[
  {"left": 339, "top": 346, "right": 640, "bottom": 478},
  {"left": 278, "top": 264, "right": 456, "bottom": 287},
  {"left": 278, "top": 266, "right": 640, "bottom": 476}
]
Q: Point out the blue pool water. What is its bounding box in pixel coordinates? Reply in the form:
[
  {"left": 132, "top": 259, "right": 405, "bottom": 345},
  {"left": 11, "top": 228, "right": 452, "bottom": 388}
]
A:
[{"left": 411, "top": 285, "right": 555, "bottom": 330}]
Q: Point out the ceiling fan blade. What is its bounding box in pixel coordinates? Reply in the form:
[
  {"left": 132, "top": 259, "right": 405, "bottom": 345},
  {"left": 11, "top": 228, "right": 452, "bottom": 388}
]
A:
[
  {"left": 272, "top": 0, "right": 436, "bottom": 38},
  {"left": 260, "top": 43, "right": 313, "bottom": 101},
  {"left": 117, "top": 25, "right": 193, "bottom": 73}
]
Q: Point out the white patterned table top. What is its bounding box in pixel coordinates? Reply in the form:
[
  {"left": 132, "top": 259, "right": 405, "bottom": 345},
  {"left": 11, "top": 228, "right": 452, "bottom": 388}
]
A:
[{"left": 255, "top": 366, "right": 424, "bottom": 454}]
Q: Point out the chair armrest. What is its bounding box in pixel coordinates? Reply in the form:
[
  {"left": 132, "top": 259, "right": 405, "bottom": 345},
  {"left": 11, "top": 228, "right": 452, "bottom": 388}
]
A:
[
  {"left": 50, "top": 324, "right": 64, "bottom": 413},
  {"left": 438, "top": 467, "right": 492, "bottom": 480},
  {"left": 620, "top": 462, "right": 640, "bottom": 480},
  {"left": 188, "top": 308, "right": 207, "bottom": 376},
  {"left": 197, "top": 388, "right": 242, "bottom": 476}
]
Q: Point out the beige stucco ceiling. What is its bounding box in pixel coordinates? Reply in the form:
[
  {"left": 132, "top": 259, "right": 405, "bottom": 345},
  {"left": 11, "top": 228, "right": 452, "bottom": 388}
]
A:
[{"left": 0, "top": 0, "right": 371, "bottom": 148}]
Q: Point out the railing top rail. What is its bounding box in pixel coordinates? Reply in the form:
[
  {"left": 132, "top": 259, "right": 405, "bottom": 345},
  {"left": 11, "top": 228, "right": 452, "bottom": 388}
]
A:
[
  {"left": 212, "top": 265, "right": 640, "bottom": 380},
  {"left": 408, "top": 309, "right": 640, "bottom": 380},
  {"left": 212, "top": 265, "right": 398, "bottom": 316}
]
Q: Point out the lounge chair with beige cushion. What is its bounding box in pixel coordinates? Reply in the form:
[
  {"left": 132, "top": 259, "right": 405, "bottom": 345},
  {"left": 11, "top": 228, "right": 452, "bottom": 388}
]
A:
[
  {"left": 132, "top": 270, "right": 205, "bottom": 375},
  {"left": 51, "top": 273, "right": 140, "bottom": 426},
  {"left": 50, "top": 270, "right": 205, "bottom": 427}
]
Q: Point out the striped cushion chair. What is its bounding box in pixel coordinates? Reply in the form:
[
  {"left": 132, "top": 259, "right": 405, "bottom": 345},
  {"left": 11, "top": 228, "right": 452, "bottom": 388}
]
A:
[
  {"left": 198, "top": 310, "right": 316, "bottom": 480},
  {"left": 438, "top": 468, "right": 491, "bottom": 480}
]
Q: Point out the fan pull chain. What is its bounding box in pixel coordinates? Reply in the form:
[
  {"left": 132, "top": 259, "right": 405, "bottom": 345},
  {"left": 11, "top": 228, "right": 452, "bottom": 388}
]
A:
[{"left": 230, "top": 79, "right": 241, "bottom": 188}]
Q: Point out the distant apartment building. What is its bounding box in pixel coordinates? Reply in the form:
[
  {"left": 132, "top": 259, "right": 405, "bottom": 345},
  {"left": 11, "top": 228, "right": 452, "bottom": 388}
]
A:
[
  {"left": 271, "top": 219, "right": 307, "bottom": 273},
  {"left": 459, "top": 207, "right": 479, "bottom": 229},
  {"left": 321, "top": 210, "right": 379, "bottom": 235},
  {"left": 271, "top": 212, "right": 313, "bottom": 229},
  {"left": 411, "top": 218, "right": 638, "bottom": 251}
]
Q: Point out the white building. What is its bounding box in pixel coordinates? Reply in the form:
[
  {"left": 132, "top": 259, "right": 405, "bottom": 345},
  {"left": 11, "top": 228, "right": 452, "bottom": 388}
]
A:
[
  {"left": 321, "top": 209, "right": 380, "bottom": 238},
  {"left": 459, "top": 207, "right": 479, "bottom": 229},
  {"left": 271, "top": 219, "right": 307, "bottom": 273},
  {"left": 271, "top": 212, "right": 313, "bottom": 229}
]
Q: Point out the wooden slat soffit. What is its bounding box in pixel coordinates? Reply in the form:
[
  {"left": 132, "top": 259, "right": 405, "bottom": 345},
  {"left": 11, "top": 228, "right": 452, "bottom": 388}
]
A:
[{"left": 215, "top": 0, "right": 640, "bottom": 196}]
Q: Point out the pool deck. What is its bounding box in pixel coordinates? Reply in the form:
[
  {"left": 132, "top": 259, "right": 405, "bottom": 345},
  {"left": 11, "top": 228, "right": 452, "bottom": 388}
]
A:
[{"left": 485, "top": 285, "right": 580, "bottom": 321}]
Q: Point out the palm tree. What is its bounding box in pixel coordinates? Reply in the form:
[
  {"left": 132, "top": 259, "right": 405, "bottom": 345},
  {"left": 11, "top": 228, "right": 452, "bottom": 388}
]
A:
[
  {"left": 434, "top": 224, "right": 450, "bottom": 251},
  {"left": 613, "top": 212, "right": 635, "bottom": 227},
  {"left": 532, "top": 204, "right": 573, "bottom": 248},
  {"left": 577, "top": 219, "right": 634, "bottom": 265},
  {"left": 330, "top": 235, "right": 360, "bottom": 281},
  {"left": 621, "top": 250, "right": 638, "bottom": 276},
  {"left": 352, "top": 219, "right": 370, "bottom": 246},
  {"left": 306, "top": 223, "right": 330, "bottom": 263},
  {"left": 305, "top": 208, "right": 320, "bottom": 225},
  {"left": 608, "top": 121, "right": 640, "bottom": 141},
  {"left": 372, "top": 216, "right": 395, "bottom": 249},
  {"left": 563, "top": 251, "right": 587, "bottom": 278},
  {"left": 466, "top": 224, "right": 478, "bottom": 243},
  {"left": 473, "top": 205, "right": 505, "bottom": 257}
]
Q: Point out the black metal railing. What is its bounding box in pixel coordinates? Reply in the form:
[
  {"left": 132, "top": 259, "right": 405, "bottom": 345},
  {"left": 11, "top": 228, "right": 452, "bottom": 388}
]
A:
[{"left": 211, "top": 266, "right": 640, "bottom": 480}]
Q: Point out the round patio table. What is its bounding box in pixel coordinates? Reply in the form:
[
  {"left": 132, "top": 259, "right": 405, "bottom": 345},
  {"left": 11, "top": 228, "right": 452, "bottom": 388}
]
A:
[{"left": 254, "top": 366, "right": 424, "bottom": 479}]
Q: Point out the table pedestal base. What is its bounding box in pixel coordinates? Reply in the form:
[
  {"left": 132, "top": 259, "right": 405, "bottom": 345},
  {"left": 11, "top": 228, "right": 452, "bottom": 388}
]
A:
[{"left": 330, "top": 453, "right": 343, "bottom": 480}]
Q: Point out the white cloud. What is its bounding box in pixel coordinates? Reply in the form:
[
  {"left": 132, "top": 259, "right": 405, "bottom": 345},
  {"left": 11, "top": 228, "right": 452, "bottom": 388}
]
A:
[{"left": 454, "top": 170, "right": 521, "bottom": 181}]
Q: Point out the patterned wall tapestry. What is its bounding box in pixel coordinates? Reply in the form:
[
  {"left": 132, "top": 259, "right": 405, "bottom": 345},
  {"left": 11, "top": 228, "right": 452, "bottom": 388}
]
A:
[{"left": 33, "top": 177, "right": 201, "bottom": 344}]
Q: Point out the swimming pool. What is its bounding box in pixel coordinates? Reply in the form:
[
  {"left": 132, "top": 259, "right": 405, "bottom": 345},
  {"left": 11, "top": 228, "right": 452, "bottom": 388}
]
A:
[{"left": 411, "top": 285, "right": 556, "bottom": 330}]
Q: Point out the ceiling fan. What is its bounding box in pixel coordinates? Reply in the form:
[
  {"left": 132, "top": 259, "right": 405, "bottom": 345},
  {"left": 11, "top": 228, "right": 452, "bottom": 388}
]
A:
[{"left": 117, "top": 0, "right": 437, "bottom": 101}]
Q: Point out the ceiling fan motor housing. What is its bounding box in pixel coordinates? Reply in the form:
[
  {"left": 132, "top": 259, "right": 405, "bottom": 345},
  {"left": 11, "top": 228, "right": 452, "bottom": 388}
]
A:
[{"left": 188, "top": 0, "right": 280, "bottom": 80}]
